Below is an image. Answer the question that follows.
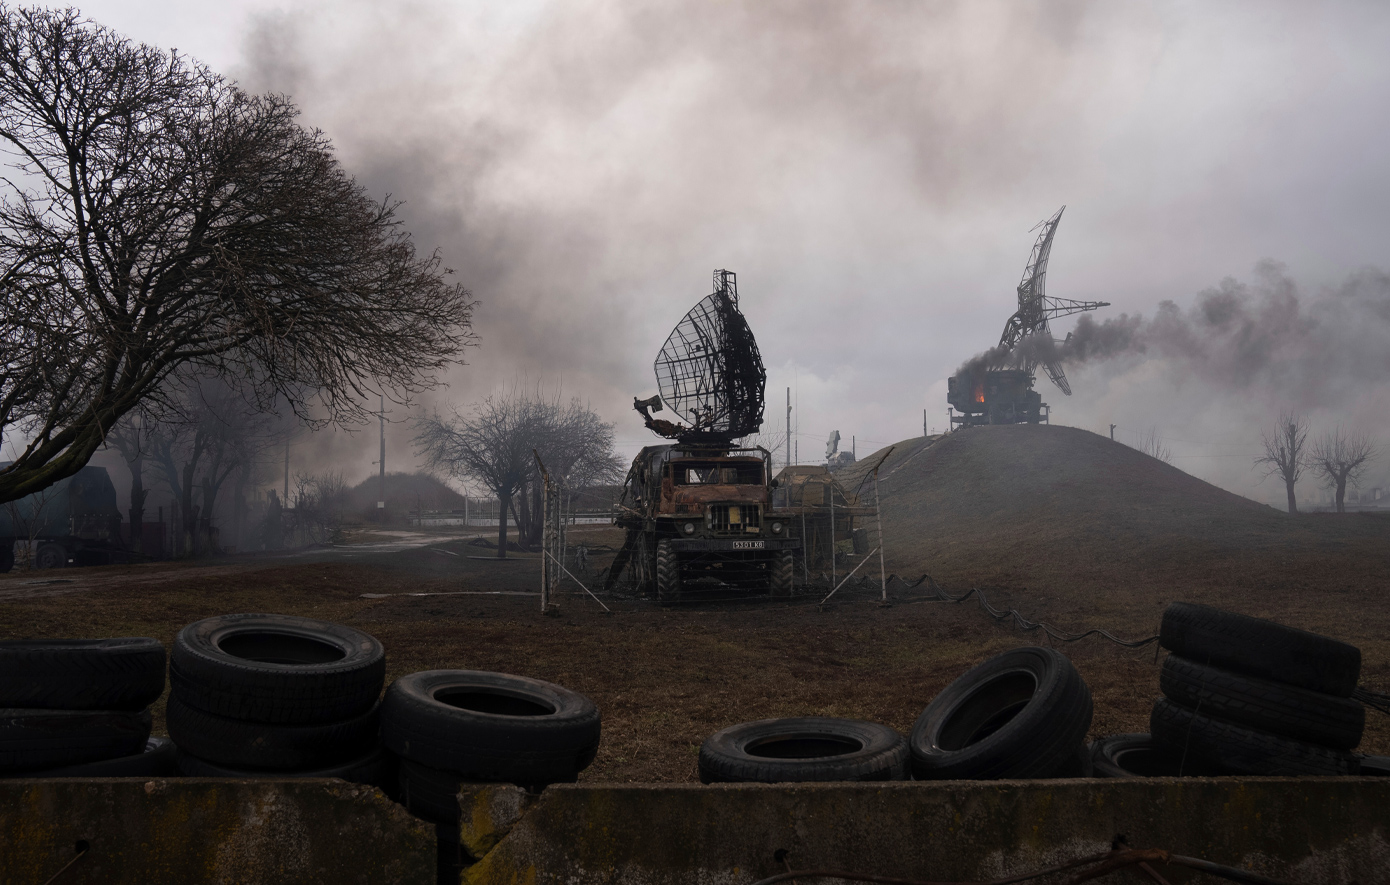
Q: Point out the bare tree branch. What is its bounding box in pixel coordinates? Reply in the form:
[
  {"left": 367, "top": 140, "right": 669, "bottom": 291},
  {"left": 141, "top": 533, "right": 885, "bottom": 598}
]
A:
[{"left": 0, "top": 8, "right": 475, "bottom": 504}]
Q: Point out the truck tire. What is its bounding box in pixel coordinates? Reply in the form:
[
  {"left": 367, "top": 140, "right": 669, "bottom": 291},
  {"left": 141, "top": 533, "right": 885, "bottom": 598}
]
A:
[
  {"left": 381, "top": 670, "right": 600, "bottom": 787},
  {"left": 699, "top": 717, "right": 909, "bottom": 784},
  {"left": 175, "top": 745, "right": 393, "bottom": 788},
  {"left": 655, "top": 540, "right": 681, "bottom": 605},
  {"left": 769, "top": 550, "right": 794, "bottom": 599},
  {"left": 910, "top": 647, "right": 1093, "bottom": 780},
  {"left": 35, "top": 542, "right": 67, "bottom": 569},
  {"left": 170, "top": 614, "right": 385, "bottom": 724},
  {"left": 1088, "top": 733, "right": 1219, "bottom": 778},
  {"left": 0, "top": 638, "right": 166, "bottom": 710},
  {"left": 0, "top": 543, "right": 12, "bottom": 573},
  {"left": 1160, "top": 655, "right": 1364, "bottom": 750},
  {"left": 1149, "top": 698, "right": 1358, "bottom": 776},
  {"left": 3, "top": 736, "right": 178, "bottom": 778},
  {"left": 0, "top": 708, "right": 152, "bottom": 773},
  {"left": 1159, "top": 603, "right": 1360, "bottom": 697},
  {"left": 166, "top": 694, "right": 380, "bottom": 770}
]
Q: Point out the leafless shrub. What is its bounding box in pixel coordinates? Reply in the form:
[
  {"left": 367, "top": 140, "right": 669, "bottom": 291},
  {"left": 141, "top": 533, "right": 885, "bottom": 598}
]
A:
[
  {"left": 1134, "top": 426, "right": 1172, "bottom": 464},
  {"left": 289, "top": 471, "right": 349, "bottom": 545}
]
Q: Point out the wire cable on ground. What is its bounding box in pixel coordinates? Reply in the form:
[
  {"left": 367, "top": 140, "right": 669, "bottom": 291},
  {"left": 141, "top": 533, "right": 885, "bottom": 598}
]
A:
[{"left": 811, "top": 572, "right": 1159, "bottom": 649}]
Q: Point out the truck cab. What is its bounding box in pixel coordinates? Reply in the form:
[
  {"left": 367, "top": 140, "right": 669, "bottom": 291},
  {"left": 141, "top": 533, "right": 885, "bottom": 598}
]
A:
[{"left": 616, "top": 445, "right": 799, "bottom": 602}]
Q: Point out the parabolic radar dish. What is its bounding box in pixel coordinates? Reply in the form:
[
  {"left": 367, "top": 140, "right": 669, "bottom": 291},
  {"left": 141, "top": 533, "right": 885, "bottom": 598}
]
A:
[{"left": 650, "top": 269, "right": 766, "bottom": 442}]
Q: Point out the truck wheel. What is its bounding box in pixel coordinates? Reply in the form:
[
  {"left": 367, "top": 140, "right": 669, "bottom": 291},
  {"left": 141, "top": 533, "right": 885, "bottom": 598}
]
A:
[
  {"left": 1159, "top": 602, "right": 1360, "bottom": 696},
  {"left": 699, "top": 717, "right": 909, "bottom": 783},
  {"left": 910, "top": 647, "right": 1093, "bottom": 780},
  {"left": 35, "top": 542, "right": 67, "bottom": 569},
  {"left": 769, "top": 550, "right": 793, "bottom": 599},
  {"left": 655, "top": 540, "right": 681, "bottom": 605},
  {"left": 380, "top": 670, "right": 600, "bottom": 787},
  {"left": 170, "top": 614, "right": 385, "bottom": 724},
  {"left": 1149, "top": 698, "right": 1358, "bottom": 776},
  {"left": 631, "top": 538, "right": 654, "bottom": 596},
  {"left": 0, "top": 637, "right": 166, "bottom": 710}
]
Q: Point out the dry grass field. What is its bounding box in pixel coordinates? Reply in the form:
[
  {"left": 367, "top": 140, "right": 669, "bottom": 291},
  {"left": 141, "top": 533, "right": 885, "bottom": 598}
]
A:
[{"left": 2, "top": 423, "right": 1387, "bottom": 782}]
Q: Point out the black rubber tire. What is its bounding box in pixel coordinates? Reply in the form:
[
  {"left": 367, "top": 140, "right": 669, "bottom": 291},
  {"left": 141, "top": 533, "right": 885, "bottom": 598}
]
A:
[
  {"left": 1159, "top": 602, "right": 1360, "bottom": 697},
  {"left": 1358, "top": 755, "right": 1390, "bottom": 776},
  {"left": 35, "top": 542, "right": 67, "bottom": 569},
  {"left": 1089, "top": 732, "right": 1221, "bottom": 778},
  {"left": 170, "top": 614, "right": 385, "bottom": 724},
  {"left": 655, "top": 540, "right": 681, "bottom": 605},
  {"left": 910, "top": 646, "right": 1094, "bottom": 780},
  {"left": 398, "top": 758, "right": 470, "bottom": 824},
  {"left": 0, "top": 543, "right": 13, "bottom": 573},
  {"left": 380, "top": 670, "right": 600, "bottom": 786},
  {"left": 769, "top": 550, "right": 794, "bottom": 599},
  {"left": 2, "top": 736, "right": 178, "bottom": 778},
  {"left": 1149, "top": 698, "right": 1358, "bottom": 776},
  {"left": 1160, "top": 654, "right": 1364, "bottom": 750},
  {"left": 0, "top": 708, "right": 152, "bottom": 773},
  {"left": 174, "top": 745, "right": 394, "bottom": 788},
  {"left": 699, "top": 717, "right": 909, "bottom": 784},
  {"left": 0, "top": 638, "right": 166, "bottom": 710},
  {"left": 166, "top": 693, "right": 380, "bottom": 770}
]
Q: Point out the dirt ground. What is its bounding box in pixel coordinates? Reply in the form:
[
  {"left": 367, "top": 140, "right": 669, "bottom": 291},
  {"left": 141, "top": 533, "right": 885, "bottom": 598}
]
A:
[{"left": 1, "top": 509, "right": 1386, "bottom": 783}]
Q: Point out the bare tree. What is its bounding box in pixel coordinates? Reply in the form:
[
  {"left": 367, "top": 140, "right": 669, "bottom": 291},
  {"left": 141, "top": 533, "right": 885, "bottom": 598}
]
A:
[
  {"left": 0, "top": 8, "right": 475, "bottom": 505},
  {"left": 1254, "top": 410, "right": 1309, "bottom": 514},
  {"left": 414, "top": 388, "right": 622, "bottom": 558},
  {"left": 289, "top": 471, "right": 348, "bottom": 545},
  {"left": 1309, "top": 427, "right": 1378, "bottom": 513},
  {"left": 132, "top": 377, "right": 289, "bottom": 555},
  {"left": 1134, "top": 426, "right": 1172, "bottom": 464}
]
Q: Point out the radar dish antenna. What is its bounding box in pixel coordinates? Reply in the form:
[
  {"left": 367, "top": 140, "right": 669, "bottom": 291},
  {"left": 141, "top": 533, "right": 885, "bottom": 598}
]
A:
[
  {"left": 996, "top": 206, "right": 1109, "bottom": 395},
  {"left": 636, "top": 269, "right": 767, "bottom": 444}
]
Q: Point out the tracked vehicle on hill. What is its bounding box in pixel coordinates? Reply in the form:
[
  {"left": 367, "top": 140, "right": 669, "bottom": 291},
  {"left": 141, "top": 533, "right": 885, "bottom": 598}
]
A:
[{"left": 605, "top": 270, "right": 798, "bottom": 603}]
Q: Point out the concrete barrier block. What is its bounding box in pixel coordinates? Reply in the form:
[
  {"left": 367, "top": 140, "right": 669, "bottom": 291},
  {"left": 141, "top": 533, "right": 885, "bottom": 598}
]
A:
[
  {"left": 0, "top": 778, "right": 435, "bottom": 885},
  {"left": 460, "top": 778, "right": 1390, "bottom": 884}
]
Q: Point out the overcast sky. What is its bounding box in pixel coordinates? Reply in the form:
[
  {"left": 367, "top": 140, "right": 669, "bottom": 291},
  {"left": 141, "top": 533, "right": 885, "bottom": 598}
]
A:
[{"left": 67, "top": 0, "right": 1390, "bottom": 505}]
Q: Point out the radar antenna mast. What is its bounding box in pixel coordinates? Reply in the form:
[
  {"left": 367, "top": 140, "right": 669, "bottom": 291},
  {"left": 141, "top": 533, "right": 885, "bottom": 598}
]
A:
[
  {"left": 996, "top": 206, "right": 1109, "bottom": 395},
  {"left": 635, "top": 269, "right": 767, "bottom": 445}
]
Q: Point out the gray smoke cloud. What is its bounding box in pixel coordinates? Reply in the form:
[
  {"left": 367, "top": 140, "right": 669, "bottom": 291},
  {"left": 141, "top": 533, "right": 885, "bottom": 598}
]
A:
[
  {"left": 960, "top": 261, "right": 1390, "bottom": 413},
  {"left": 88, "top": 0, "right": 1380, "bottom": 504}
]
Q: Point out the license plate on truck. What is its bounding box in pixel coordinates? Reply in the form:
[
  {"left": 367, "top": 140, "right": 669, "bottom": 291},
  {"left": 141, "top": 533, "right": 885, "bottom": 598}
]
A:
[{"left": 732, "top": 540, "right": 765, "bottom": 549}]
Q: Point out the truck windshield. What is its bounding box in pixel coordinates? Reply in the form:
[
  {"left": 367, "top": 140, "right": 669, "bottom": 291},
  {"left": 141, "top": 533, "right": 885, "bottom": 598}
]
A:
[{"left": 673, "top": 462, "right": 763, "bottom": 485}]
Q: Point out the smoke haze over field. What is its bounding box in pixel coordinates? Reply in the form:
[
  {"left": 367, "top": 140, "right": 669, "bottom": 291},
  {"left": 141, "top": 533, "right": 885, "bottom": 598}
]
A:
[{"left": 61, "top": 0, "right": 1390, "bottom": 506}]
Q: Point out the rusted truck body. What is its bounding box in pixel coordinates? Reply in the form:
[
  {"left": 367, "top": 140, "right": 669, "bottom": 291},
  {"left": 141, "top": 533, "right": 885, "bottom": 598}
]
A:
[{"left": 613, "top": 444, "right": 799, "bottom": 603}]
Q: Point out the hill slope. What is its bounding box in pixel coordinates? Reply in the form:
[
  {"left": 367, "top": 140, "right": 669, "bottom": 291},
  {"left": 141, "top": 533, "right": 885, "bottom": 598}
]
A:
[{"left": 849, "top": 424, "right": 1390, "bottom": 601}]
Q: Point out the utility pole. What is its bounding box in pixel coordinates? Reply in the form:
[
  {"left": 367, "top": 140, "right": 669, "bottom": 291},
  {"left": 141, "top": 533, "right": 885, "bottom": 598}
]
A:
[
  {"left": 378, "top": 395, "right": 387, "bottom": 513},
  {"left": 785, "top": 388, "right": 792, "bottom": 471},
  {"left": 924, "top": 409, "right": 927, "bottom": 437},
  {"left": 852, "top": 436, "right": 856, "bottom": 459},
  {"left": 1109, "top": 423, "right": 1116, "bottom": 441},
  {"left": 283, "top": 441, "right": 289, "bottom": 503}
]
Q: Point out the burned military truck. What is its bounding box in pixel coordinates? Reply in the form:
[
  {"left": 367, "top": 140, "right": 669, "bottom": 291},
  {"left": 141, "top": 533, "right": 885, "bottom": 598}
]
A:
[{"left": 605, "top": 270, "right": 798, "bottom": 603}]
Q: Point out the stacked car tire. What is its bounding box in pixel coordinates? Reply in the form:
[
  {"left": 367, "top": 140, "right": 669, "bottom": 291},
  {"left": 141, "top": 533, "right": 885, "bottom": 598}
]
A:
[
  {"left": 381, "top": 670, "right": 601, "bottom": 824},
  {"left": 0, "top": 638, "right": 176, "bottom": 777},
  {"left": 167, "top": 614, "right": 392, "bottom": 786},
  {"left": 1087, "top": 603, "right": 1372, "bottom": 779}
]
